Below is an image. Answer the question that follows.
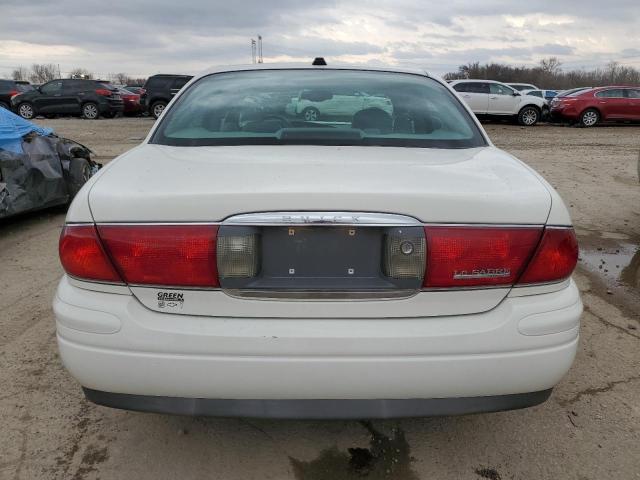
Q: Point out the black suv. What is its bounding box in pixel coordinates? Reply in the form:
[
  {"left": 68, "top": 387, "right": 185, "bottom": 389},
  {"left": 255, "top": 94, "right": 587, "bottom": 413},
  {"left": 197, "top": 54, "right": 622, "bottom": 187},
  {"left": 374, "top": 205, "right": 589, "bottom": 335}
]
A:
[
  {"left": 0, "top": 80, "right": 34, "bottom": 110},
  {"left": 141, "top": 74, "right": 192, "bottom": 118},
  {"left": 11, "top": 79, "right": 124, "bottom": 120}
]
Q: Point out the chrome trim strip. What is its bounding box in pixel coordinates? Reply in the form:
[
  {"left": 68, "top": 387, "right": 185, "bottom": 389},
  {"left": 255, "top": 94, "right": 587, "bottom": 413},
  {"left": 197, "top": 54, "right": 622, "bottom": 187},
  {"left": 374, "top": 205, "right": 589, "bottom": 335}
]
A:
[{"left": 222, "top": 212, "right": 422, "bottom": 226}]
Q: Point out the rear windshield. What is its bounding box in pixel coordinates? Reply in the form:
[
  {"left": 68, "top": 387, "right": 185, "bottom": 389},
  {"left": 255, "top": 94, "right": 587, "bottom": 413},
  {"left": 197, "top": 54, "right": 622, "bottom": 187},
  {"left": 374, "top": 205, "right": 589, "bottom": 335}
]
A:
[
  {"left": 16, "top": 83, "right": 34, "bottom": 92},
  {"left": 151, "top": 69, "right": 486, "bottom": 149}
]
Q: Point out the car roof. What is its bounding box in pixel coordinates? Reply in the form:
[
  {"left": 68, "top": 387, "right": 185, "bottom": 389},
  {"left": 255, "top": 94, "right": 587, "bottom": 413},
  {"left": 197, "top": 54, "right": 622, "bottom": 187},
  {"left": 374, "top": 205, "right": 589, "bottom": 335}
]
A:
[
  {"left": 591, "top": 85, "right": 639, "bottom": 89},
  {"left": 149, "top": 73, "right": 193, "bottom": 78},
  {"left": 195, "top": 62, "right": 431, "bottom": 79},
  {"left": 448, "top": 79, "right": 504, "bottom": 84}
]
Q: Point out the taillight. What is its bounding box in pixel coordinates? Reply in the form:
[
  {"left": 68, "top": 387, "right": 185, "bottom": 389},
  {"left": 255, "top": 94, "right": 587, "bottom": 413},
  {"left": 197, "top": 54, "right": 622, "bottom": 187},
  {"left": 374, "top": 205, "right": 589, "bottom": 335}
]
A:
[
  {"left": 59, "top": 225, "right": 123, "bottom": 283},
  {"left": 517, "top": 227, "right": 578, "bottom": 284},
  {"left": 8, "top": 89, "right": 18, "bottom": 98},
  {"left": 95, "top": 88, "right": 112, "bottom": 97},
  {"left": 423, "top": 227, "right": 542, "bottom": 288},
  {"left": 97, "top": 225, "right": 219, "bottom": 287}
]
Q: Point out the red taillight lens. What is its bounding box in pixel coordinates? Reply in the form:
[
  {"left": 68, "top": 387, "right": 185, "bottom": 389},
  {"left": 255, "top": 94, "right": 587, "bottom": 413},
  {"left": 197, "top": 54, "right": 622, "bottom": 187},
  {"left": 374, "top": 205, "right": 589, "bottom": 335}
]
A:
[
  {"left": 59, "top": 225, "right": 123, "bottom": 283},
  {"left": 95, "top": 88, "right": 112, "bottom": 97},
  {"left": 98, "top": 225, "right": 219, "bottom": 287},
  {"left": 423, "top": 227, "right": 542, "bottom": 288},
  {"left": 8, "top": 89, "right": 18, "bottom": 98},
  {"left": 518, "top": 227, "right": 578, "bottom": 284}
]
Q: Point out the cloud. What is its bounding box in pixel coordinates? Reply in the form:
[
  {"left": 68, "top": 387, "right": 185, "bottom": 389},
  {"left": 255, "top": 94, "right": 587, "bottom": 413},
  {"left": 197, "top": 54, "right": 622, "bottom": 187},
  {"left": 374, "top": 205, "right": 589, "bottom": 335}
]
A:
[{"left": 0, "top": 0, "right": 637, "bottom": 78}]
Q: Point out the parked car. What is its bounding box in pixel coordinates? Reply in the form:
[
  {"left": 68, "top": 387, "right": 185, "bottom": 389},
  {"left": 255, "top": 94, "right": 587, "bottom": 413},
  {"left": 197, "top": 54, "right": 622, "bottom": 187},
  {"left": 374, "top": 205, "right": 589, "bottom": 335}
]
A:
[
  {"left": 550, "top": 86, "right": 640, "bottom": 126},
  {"left": 11, "top": 79, "right": 123, "bottom": 120},
  {"left": 116, "top": 87, "right": 143, "bottom": 116},
  {"left": 450, "top": 79, "right": 547, "bottom": 125},
  {"left": 285, "top": 89, "right": 393, "bottom": 120},
  {"left": 507, "top": 83, "right": 539, "bottom": 91},
  {"left": 0, "top": 80, "right": 34, "bottom": 110},
  {"left": 140, "top": 74, "right": 192, "bottom": 119},
  {"left": 0, "top": 108, "right": 100, "bottom": 218},
  {"left": 54, "top": 62, "right": 581, "bottom": 419}
]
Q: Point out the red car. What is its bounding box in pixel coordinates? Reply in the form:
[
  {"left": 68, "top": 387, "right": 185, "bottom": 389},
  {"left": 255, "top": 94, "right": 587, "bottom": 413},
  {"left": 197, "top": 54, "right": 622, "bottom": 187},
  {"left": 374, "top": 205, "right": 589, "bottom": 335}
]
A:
[
  {"left": 117, "top": 87, "right": 143, "bottom": 116},
  {"left": 550, "top": 86, "right": 640, "bottom": 127}
]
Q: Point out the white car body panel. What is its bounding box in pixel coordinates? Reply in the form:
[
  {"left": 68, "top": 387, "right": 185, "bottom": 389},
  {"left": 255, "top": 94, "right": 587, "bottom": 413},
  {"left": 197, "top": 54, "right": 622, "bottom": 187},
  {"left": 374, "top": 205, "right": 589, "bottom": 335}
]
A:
[
  {"left": 87, "top": 145, "right": 551, "bottom": 224},
  {"left": 55, "top": 275, "right": 580, "bottom": 399}
]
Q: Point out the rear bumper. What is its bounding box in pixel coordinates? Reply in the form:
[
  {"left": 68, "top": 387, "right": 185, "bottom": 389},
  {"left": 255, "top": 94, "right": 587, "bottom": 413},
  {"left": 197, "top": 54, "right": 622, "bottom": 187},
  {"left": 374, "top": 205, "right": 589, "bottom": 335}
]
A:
[
  {"left": 550, "top": 106, "right": 579, "bottom": 122},
  {"left": 83, "top": 387, "right": 552, "bottom": 419},
  {"left": 54, "top": 276, "right": 581, "bottom": 417},
  {"left": 99, "top": 100, "right": 124, "bottom": 114}
]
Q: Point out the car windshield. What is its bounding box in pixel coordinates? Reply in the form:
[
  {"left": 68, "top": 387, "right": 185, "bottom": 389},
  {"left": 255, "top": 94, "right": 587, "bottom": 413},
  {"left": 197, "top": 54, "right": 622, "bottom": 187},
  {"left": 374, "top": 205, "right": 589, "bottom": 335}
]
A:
[{"left": 152, "top": 69, "right": 486, "bottom": 149}]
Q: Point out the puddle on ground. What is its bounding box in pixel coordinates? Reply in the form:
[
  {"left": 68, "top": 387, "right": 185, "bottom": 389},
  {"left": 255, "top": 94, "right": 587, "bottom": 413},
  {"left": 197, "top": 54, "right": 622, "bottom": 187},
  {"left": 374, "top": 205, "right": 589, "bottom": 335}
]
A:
[
  {"left": 579, "top": 237, "right": 640, "bottom": 290},
  {"left": 577, "top": 232, "right": 640, "bottom": 317},
  {"left": 290, "top": 421, "right": 418, "bottom": 480}
]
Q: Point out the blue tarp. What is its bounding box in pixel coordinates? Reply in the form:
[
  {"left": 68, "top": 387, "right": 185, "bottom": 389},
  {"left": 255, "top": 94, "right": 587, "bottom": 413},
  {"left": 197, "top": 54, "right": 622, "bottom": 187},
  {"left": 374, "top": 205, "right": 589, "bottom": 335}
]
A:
[{"left": 0, "top": 108, "right": 53, "bottom": 153}]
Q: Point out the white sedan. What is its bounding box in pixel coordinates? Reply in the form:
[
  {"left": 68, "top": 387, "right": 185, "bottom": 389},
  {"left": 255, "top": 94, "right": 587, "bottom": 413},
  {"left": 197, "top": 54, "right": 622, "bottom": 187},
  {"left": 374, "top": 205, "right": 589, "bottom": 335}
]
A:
[{"left": 54, "top": 61, "right": 581, "bottom": 419}]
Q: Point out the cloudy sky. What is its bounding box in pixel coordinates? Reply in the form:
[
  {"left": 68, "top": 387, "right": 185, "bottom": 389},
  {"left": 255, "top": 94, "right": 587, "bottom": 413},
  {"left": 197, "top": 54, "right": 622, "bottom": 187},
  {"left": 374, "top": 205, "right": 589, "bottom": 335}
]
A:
[{"left": 0, "top": 0, "right": 638, "bottom": 79}]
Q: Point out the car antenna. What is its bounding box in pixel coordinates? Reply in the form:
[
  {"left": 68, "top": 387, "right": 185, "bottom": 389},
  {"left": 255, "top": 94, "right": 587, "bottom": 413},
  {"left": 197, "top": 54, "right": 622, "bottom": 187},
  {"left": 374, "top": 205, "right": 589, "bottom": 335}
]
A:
[{"left": 312, "top": 57, "right": 327, "bottom": 66}]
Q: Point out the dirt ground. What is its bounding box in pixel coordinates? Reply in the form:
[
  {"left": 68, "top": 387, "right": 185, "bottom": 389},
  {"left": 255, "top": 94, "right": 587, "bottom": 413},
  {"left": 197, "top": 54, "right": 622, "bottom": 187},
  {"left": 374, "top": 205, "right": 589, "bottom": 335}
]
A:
[{"left": 1, "top": 117, "right": 638, "bottom": 480}]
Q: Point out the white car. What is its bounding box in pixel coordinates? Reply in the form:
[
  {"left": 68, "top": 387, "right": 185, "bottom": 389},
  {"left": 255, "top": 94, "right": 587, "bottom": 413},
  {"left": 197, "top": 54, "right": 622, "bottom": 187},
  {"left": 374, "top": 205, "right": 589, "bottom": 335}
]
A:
[
  {"left": 286, "top": 89, "right": 393, "bottom": 121},
  {"left": 450, "top": 79, "right": 547, "bottom": 126},
  {"left": 54, "top": 61, "right": 581, "bottom": 419}
]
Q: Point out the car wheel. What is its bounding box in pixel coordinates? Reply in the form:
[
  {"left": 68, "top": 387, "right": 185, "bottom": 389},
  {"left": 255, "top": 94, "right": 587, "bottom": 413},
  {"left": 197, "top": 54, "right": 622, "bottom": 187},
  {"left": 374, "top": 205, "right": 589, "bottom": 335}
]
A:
[
  {"left": 517, "top": 106, "right": 539, "bottom": 126},
  {"left": 0, "top": 101, "right": 9, "bottom": 110},
  {"left": 18, "top": 102, "right": 35, "bottom": 119},
  {"left": 82, "top": 102, "right": 99, "bottom": 120},
  {"left": 67, "top": 158, "right": 92, "bottom": 198},
  {"left": 151, "top": 101, "right": 167, "bottom": 119},
  {"left": 302, "top": 107, "right": 320, "bottom": 121},
  {"left": 579, "top": 108, "right": 599, "bottom": 127}
]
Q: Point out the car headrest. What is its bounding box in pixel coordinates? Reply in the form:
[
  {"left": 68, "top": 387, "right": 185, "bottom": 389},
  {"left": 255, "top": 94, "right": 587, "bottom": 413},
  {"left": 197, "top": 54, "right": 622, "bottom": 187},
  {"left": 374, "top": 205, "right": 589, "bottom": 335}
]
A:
[{"left": 351, "top": 107, "right": 392, "bottom": 134}]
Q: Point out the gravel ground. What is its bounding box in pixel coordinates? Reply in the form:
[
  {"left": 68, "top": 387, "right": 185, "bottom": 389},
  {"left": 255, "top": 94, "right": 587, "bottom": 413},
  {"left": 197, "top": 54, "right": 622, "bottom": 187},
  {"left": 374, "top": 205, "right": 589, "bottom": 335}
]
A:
[{"left": 1, "top": 117, "right": 638, "bottom": 480}]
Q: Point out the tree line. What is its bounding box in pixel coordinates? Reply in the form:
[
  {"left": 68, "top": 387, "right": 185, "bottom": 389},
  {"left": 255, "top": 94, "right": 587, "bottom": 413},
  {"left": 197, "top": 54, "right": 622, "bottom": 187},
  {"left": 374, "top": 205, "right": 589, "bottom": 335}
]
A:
[
  {"left": 444, "top": 57, "right": 640, "bottom": 90},
  {"left": 11, "top": 64, "right": 146, "bottom": 86}
]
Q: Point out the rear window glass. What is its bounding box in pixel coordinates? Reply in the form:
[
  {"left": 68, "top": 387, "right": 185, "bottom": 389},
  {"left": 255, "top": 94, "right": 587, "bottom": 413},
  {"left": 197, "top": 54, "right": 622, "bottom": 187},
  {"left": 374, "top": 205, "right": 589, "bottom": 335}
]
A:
[
  {"left": 145, "top": 77, "right": 173, "bottom": 89},
  {"left": 596, "top": 89, "right": 625, "bottom": 98},
  {"left": 172, "top": 77, "right": 191, "bottom": 89},
  {"left": 152, "top": 69, "right": 486, "bottom": 149},
  {"left": 16, "top": 83, "right": 34, "bottom": 92}
]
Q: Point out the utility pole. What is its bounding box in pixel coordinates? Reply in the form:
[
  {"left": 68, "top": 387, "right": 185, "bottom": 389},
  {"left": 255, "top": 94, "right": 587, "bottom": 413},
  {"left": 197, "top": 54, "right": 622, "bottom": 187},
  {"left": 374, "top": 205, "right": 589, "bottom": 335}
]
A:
[
  {"left": 251, "top": 39, "right": 257, "bottom": 64},
  {"left": 257, "top": 35, "right": 263, "bottom": 63}
]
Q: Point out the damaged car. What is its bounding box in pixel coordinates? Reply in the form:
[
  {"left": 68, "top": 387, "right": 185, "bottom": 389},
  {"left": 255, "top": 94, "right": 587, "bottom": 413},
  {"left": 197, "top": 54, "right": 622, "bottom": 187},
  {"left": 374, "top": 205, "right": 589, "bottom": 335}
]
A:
[{"left": 0, "top": 108, "right": 100, "bottom": 219}]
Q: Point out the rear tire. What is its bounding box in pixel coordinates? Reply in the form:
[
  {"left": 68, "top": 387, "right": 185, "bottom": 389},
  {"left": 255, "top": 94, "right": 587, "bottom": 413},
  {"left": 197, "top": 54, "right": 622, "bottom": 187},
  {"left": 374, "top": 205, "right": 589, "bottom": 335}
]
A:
[
  {"left": 82, "top": 102, "right": 99, "bottom": 120},
  {"left": 517, "top": 106, "right": 539, "bottom": 126},
  {"left": 18, "top": 102, "right": 35, "bottom": 119},
  {"left": 151, "top": 101, "right": 167, "bottom": 119},
  {"left": 579, "top": 108, "right": 599, "bottom": 127},
  {"left": 67, "top": 158, "right": 92, "bottom": 198}
]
